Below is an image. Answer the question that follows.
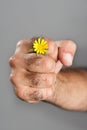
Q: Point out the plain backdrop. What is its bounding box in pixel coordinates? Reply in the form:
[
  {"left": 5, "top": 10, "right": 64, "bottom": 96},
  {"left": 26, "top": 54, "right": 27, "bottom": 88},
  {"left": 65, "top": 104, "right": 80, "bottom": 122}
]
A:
[{"left": 0, "top": 0, "right": 87, "bottom": 130}]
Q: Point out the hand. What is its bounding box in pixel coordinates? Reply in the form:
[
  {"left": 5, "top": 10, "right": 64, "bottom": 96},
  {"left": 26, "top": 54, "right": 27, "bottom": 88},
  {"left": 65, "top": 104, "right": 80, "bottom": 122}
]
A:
[{"left": 9, "top": 37, "right": 76, "bottom": 103}]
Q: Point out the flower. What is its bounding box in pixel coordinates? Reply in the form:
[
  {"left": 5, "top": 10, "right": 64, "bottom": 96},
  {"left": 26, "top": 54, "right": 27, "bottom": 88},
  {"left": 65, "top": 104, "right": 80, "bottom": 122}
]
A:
[{"left": 33, "top": 38, "right": 48, "bottom": 54}]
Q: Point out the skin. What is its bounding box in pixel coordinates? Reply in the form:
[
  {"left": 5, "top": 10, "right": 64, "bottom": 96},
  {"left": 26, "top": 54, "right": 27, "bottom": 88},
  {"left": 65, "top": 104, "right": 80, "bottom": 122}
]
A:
[{"left": 9, "top": 37, "right": 87, "bottom": 111}]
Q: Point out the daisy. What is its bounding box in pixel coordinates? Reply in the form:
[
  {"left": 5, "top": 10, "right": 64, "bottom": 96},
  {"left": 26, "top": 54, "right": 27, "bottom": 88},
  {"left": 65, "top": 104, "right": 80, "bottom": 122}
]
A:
[{"left": 33, "top": 38, "right": 48, "bottom": 54}]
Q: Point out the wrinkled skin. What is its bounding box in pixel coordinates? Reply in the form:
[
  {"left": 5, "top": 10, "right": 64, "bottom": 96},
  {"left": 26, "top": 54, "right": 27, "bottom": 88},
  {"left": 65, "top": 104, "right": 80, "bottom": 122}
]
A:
[{"left": 9, "top": 37, "right": 76, "bottom": 103}]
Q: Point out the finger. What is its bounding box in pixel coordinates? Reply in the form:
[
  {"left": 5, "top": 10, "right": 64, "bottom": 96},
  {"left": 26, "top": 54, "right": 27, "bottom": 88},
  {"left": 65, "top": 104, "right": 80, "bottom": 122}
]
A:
[
  {"left": 56, "top": 40, "right": 77, "bottom": 66},
  {"left": 15, "top": 37, "right": 37, "bottom": 54},
  {"left": 9, "top": 53, "right": 56, "bottom": 73},
  {"left": 16, "top": 37, "right": 59, "bottom": 62},
  {"left": 24, "top": 53, "right": 56, "bottom": 73},
  {"left": 28, "top": 87, "right": 53, "bottom": 103},
  {"left": 15, "top": 85, "right": 53, "bottom": 103},
  {"left": 24, "top": 71, "right": 56, "bottom": 88},
  {"left": 10, "top": 68, "right": 56, "bottom": 89}
]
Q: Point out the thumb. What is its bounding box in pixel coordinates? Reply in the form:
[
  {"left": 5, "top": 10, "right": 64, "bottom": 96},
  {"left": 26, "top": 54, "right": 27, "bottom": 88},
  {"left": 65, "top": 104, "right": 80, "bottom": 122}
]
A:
[{"left": 55, "top": 40, "right": 77, "bottom": 66}]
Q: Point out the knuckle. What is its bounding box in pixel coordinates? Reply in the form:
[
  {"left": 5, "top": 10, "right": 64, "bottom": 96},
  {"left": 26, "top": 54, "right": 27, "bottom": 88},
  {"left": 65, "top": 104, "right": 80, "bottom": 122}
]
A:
[
  {"left": 10, "top": 71, "right": 17, "bottom": 85},
  {"left": 9, "top": 55, "right": 22, "bottom": 68},
  {"left": 15, "top": 89, "right": 23, "bottom": 100},
  {"left": 9, "top": 56, "right": 15, "bottom": 67},
  {"left": 10, "top": 73, "right": 15, "bottom": 83},
  {"left": 15, "top": 87, "right": 26, "bottom": 100},
  {"left": 16, "top": 40, "right": 25, "bottom": 47}
]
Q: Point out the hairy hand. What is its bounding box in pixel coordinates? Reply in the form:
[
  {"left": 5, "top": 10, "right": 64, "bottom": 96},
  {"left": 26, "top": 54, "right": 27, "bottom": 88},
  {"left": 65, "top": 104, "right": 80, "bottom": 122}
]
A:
[{"left": 9, "top": 37, "right": 76, "bottom": 103}]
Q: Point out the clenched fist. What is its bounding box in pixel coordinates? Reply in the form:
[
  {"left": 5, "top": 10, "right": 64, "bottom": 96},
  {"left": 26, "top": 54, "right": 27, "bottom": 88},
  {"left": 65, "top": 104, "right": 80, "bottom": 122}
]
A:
[{"left": 9, "top": 37, "right": 76, "bottom": 104}]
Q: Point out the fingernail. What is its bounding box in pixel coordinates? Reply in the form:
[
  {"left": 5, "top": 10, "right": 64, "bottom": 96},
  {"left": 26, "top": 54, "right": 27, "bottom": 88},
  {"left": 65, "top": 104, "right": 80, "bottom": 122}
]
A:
[{"left": 63, "top": 53, "right": 73, "bottom": 65}]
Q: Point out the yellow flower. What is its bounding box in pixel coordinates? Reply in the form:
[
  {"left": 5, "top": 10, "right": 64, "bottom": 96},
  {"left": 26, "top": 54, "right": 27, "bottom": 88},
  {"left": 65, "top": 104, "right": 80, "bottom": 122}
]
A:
[{"left": 33, "top": 38, "right": 48, "bottom": 54}]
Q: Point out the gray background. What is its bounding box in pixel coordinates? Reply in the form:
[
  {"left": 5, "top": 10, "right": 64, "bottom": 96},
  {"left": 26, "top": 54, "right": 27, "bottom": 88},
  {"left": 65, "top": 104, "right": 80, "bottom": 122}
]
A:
[{"left": 0, "top": 0, "right": 87, "bottom": 130}]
